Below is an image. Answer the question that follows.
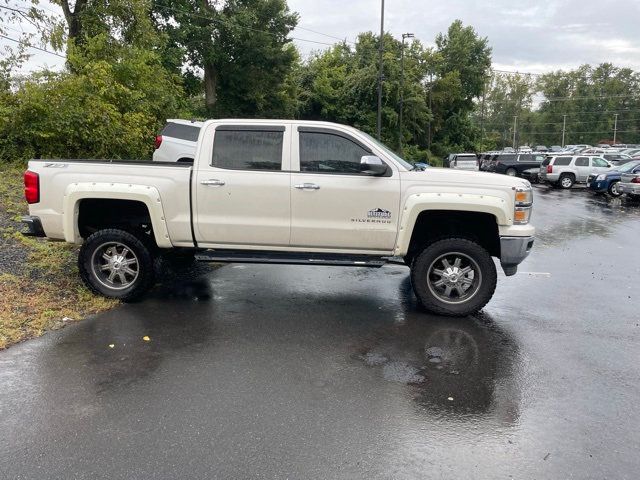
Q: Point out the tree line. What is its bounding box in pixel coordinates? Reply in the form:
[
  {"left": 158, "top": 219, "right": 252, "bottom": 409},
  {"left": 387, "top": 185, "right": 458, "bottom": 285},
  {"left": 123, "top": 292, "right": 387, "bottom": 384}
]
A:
[{"left": 1, "top": 0, "right": 638, "bottom": 165}]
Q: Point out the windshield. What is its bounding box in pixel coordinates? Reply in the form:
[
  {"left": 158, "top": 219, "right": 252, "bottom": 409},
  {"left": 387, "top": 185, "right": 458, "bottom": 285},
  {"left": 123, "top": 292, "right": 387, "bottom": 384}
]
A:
[
  {"left": 360, "top": 131, "right": 415, "bottom": 170},
  {"left": 618, "top": 160, "right": 640, "bottom": 172}
]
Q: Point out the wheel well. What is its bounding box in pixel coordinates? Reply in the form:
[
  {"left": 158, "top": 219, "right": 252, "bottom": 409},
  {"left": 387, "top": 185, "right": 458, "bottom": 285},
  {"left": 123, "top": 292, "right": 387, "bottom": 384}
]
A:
[
  {"left": 406, "top": 210, "right": 500, "bottom": 262},
  {"left": 78, "top": 199, "right": 155, "bottom": 244},
  {"left": 560, "top": 172, "right": 575, "bottom": 178}
]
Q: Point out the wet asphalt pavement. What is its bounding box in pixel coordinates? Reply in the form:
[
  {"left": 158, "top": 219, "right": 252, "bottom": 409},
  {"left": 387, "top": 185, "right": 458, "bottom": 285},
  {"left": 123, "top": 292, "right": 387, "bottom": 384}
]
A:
[{"left": 1, "top": 187, "right": 640, "bottom": 479}]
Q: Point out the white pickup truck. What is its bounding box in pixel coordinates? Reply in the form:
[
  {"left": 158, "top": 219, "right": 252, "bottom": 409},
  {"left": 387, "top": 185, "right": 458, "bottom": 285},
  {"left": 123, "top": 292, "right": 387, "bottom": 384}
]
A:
[{"left": 22, "top": 119, "right": 534, "bottom": 316}]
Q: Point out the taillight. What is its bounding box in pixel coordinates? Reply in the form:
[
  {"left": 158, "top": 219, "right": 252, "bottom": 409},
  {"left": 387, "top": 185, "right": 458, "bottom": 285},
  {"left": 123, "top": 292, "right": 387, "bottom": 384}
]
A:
[
  {"left": 631, "top": 177, "right": 640, "bottom": 184},
  {"left": 24, "top": 170, "right": 39, "bottom": 204},
  {"left": 547, "top": 165, "right": 553, "bottom": 174},
  {"left": 154, "top": 135, "right": 163, "bottom": 150}
]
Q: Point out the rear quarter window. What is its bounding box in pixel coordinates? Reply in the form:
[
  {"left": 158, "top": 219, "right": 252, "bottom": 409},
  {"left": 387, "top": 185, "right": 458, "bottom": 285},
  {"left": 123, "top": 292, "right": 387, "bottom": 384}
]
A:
[
  {"left": 553, "top": 156, "right": 572, "bottom": 166},
  {"left": 161, "top": 123, "right": 201, "bottom": 142}
]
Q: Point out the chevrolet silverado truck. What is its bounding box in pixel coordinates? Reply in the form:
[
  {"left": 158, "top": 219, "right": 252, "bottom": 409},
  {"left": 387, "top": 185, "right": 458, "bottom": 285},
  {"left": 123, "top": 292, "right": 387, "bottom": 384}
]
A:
[{"left": 22, "top": 119, "right": 534, "bottom": 316}]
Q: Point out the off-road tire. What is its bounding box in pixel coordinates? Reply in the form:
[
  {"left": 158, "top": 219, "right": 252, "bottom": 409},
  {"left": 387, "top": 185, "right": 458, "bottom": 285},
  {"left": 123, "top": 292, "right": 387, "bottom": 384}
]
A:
[
  {"left": 410, "top": 238, "right": 497, "bottom": 316},
  {"left": 79, "top": 229, "right": 156, "bottom": 301}
]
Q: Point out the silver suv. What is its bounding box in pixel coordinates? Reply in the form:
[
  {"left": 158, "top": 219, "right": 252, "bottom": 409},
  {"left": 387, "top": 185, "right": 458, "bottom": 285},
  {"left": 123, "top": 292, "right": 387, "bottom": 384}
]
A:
[{"left": 539, "top": 155, "right": 612, "bottom": 189}]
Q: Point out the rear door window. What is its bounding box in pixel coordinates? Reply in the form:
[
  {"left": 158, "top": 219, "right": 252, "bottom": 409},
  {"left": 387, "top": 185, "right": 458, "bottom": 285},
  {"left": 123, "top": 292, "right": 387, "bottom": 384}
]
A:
[
  {"left": 162, "top": 122, "right": 201, "bottom": 142},
  {"left": 575, "top": 157, "right": 589, "bottom": 167},
  {"left": 212, "top": 128, "right": 284, "bottom": 171}
]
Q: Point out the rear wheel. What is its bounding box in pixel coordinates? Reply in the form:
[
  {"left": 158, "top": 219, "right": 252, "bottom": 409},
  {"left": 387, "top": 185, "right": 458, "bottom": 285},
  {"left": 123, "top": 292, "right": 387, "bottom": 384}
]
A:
[
  {"left": 79, "top": 229, "right": 156, "bottom": 301},
  {"left": 410, "top": 238, "right": 497, "bottom": 316},
  {"left": 505, "top": 168, "right": 517, "bottom": 177},
  {"left": 559, "top": 174, "right": 575, "bottom": 189},
  {"left": 608, "top": 181, "right": 622, "bottom": 197}
]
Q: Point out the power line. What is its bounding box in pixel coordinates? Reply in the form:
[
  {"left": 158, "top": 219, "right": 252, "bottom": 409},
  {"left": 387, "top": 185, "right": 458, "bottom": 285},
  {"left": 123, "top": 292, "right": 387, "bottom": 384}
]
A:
[
  {"left": 0, "top": 33, "right": 66, "bottom": 58},
  {"left": 153, "top": 3, "right": 338, "bottom": 47},
  {"left": 293, "top": 25, "right": 355, "bottom": 44}
]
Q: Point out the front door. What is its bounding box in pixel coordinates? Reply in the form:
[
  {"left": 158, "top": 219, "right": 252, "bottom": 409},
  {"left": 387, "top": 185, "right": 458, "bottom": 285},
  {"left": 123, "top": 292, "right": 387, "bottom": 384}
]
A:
[
  {"left": 589, "top": 157, "right": 612, "bottom": 178},
  {"left": 574, "top": 156, "right": 591, "bottom": 182},
  {"left": 194, "top": 124, "right": 291, "bottom": 248},
  {"left": 290, "top": 127, "right": 401, "bottom": 252}
]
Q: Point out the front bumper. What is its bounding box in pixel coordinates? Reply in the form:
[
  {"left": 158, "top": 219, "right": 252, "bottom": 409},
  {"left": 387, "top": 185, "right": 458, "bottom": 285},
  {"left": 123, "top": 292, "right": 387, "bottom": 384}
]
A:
[
  {"left": 21, "top": 216, "right": 46, "bottom": 237},
  {"left": 618, "top": 182, "right": 640, "bottom": 195},
  {"left": 500, "top": 236, "right": 534, "bottom": 276}
]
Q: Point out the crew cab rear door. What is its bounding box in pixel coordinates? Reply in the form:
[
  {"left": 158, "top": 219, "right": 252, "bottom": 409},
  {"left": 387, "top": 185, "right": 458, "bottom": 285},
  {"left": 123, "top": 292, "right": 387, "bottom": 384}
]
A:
[
  {"left": 289, "top": 126, "right": 400, "bottom": 252},
  {"left": 193, "top": 123, "right": 292, "bottom": 247}
]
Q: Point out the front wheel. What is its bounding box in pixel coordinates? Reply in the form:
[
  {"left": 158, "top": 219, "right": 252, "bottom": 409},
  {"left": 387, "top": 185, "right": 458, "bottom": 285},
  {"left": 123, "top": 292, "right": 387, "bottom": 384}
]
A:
[
  {"left": 79, "top": 229, "right": 156, "bottom": 301},
  {"left": 608, "top": 181, "right": 622, "bottom": 197},
  {"left": 410, "top": 238, "right": 497, "bottom": 316},
  {"left": 505, "top": 168, "right": 517, "bottom": 177}
]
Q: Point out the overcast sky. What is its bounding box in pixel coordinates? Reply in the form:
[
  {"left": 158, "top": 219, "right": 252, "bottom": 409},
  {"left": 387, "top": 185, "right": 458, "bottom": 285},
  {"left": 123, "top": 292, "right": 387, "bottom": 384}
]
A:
[{"left": 4, "top": 0, "right": 640, "bottom": 74}]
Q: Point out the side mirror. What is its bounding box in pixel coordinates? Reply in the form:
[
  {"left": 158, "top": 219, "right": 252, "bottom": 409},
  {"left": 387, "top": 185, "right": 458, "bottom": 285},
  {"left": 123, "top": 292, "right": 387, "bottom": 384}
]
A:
[{"left": 361, "top": 155, "right": 388, "bottom": 176}]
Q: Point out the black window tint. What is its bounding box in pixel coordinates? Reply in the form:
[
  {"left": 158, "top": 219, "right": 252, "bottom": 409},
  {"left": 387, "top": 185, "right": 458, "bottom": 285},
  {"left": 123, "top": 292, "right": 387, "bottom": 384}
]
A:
[
  {"left": 518, "top": 154, "right": 533, "bottom": 162},
  {"left": 212, "top": 130, "right": 283, "bottom": 171},
  {"left": 162, "top": 122, "right": 201, "bottom": 142},
  {"left": 300, "top": 132, "right": 370, "bottom": 174},
  {"left": 554, "top": 156, "right": 572, "bottom": 166},
  {"left": 500, "top": 154, "right": 516, "bottom": 162},
  {"left": 575, "top": 157, "right": 589, "bottom": 166}
]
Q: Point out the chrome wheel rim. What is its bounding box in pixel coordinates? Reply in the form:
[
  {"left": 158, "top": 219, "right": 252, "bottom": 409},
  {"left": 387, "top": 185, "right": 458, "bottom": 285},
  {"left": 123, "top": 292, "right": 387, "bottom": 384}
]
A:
[
  {"left": 561, "top": 177, "right": 573, "bottom": 188},
  {"left": 91, "top": 242, "right": 139, "bottom": 290},
  {"left": 427, "top": 252, "right": 482, "bottom": 305}
]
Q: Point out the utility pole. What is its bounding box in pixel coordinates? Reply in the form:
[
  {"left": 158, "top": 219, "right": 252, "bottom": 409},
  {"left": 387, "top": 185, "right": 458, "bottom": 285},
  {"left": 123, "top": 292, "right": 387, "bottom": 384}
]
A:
[
  {"left": 512, "top": 115, "right": 518, "bottom": 149},
  {"left": 427, "top": 72, "right": 433, "bottom": 149},
  {"left": 561, "top": 114, "right": 567, "bottom": 147},
  {"left": 480, "top": 75, "right": 489, "bottom": 150},
  {"left": 398, "top": 32, "right": 414, "bottom": 154},
  {"left": 376, "top": 0, "right": 385, "bottom": 140},
  {"left": 613, "top": 113, "right": 619, "bottom": 144}
]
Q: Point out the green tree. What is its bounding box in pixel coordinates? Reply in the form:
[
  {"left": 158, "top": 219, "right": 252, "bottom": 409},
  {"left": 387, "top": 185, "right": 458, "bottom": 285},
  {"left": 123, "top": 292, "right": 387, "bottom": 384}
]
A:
[
  {"left": 296, "top": 32, "right": 433, "bottom": 160},
  {"left": 153, "top": 0, "right": 299, "bottom": 117},
  {"left": 430, "top": 20, "right": 492, "bottom": 154}
]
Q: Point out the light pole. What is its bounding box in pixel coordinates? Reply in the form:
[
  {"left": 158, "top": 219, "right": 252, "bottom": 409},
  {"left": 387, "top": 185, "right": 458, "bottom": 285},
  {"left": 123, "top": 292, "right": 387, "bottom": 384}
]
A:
[
  {"left": 561, "top": 114, "right": 567, "bottom": 147},
  {"left": 398, "top": 32, "right": 414, "bottom": 154},
  {"left": 376, "top": 0, "right": 385, "bottom": 140},
  {"left": 512, "top": 115, "right": 518, "bottom": 149},
  {"left": 613, "top": 113, "right": 619, "bottom": 144}
]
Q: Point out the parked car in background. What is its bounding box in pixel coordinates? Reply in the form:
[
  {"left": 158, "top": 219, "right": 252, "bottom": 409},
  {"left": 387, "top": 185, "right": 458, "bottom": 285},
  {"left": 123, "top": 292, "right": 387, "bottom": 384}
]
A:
[
  {"left": 450, "top": 153, "right": 479, "bottom": 171},
  {"left": 549, "top": 145, "right": 564, "bottom": 152},
  {"left": 535, "top": 145, "right": 549, "bottom": 153},
  {"left": 539, "top": 155, "right": 612, "bottom": 189},
  {"left": 522, "top": 168, "right": 540, "bottom": 184},
  {"left": 518, "top": 146, "right": 533, "bottom": 153},
  {"left": 602, "top": 153, "right": 632, "bottom": 166},
  {"left": 492, "top": 153, "right": 546, "bottom": 177},
  {"left": 152, "top": 119, "right": 203, "bottom": 163},
  {"left": 587, "top": 160, "right": 640, "bottom": 197},
  {"left": 502, "top": 147, "right": 516, "bottom": 153},
  {"left": 618, "top": 170, "right": 640, "bottom": 199},
  {"left": 620, "top": 148, "right": 640, "bottom": 157}
]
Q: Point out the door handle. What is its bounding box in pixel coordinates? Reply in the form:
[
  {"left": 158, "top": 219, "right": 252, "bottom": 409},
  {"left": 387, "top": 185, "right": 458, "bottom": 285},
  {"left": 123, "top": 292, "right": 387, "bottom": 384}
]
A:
[
  {"left": 294, "top": 183, "right": 320, "bottom": 190},
  {"left": 201, "top": 179, "right": 226, "bottom": 187}
]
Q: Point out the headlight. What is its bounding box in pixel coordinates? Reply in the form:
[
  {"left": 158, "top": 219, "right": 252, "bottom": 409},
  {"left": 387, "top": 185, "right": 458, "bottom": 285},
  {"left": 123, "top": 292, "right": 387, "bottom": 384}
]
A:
[
  {"left": 514, "top": 186, "right": 533, "bottom": 225},
  {"left": 596, "top": 174, "right": 607, "bottom": 181}
]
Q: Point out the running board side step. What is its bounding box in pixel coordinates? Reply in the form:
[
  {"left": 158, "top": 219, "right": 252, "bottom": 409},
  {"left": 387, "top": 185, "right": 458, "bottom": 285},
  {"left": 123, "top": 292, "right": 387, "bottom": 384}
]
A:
[{"left": 195, "top": 250, "right": 388, "bottom": 268}]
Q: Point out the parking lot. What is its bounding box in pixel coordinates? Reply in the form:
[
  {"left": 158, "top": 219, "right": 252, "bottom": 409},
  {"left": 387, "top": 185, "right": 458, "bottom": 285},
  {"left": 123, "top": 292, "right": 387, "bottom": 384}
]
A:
[{"left": 1, "top": 186, "right": 639, "bottom": 479}]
